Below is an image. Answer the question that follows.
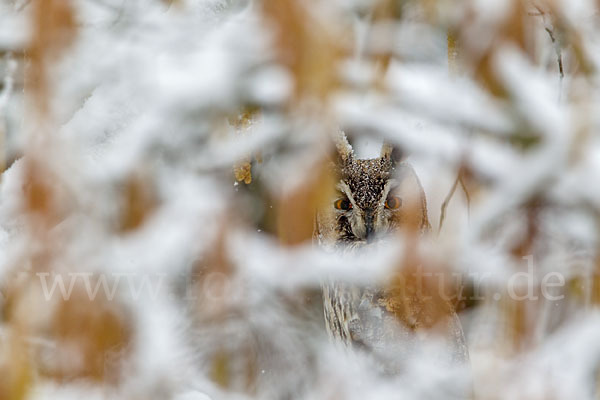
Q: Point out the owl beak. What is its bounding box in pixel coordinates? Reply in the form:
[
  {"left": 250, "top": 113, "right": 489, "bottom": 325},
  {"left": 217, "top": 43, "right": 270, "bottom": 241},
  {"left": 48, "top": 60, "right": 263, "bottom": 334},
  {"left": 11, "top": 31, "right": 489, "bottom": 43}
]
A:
[{"left": 364, "top": 210, "right": 375, "bottom": 242}]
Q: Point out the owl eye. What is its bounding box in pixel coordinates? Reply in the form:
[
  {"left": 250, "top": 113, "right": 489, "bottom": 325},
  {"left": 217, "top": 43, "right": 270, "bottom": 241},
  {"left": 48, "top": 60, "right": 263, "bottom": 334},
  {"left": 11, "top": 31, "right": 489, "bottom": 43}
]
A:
[
  {"left": 334, "top": 198, "right": 352, "bottom": 211},
  {"left": 385, "top": 195, "right": 402, "bottom": 210}
]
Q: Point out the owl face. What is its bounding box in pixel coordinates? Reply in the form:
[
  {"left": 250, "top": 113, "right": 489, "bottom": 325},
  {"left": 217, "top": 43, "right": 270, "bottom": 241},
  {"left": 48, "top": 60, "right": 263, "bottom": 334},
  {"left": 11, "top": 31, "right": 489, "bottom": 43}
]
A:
[
  {"left": 334, "top": 157, "right": 402, "bottom": 242},
  {"left": 314, "top": 132, "right": 429, "bottom": 246}
]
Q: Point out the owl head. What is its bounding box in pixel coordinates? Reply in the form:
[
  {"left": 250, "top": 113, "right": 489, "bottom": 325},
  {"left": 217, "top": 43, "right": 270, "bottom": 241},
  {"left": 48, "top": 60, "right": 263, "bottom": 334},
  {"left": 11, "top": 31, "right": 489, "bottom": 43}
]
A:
[{"left": 317, "top": 132, "right": 429, "bottom": 245}]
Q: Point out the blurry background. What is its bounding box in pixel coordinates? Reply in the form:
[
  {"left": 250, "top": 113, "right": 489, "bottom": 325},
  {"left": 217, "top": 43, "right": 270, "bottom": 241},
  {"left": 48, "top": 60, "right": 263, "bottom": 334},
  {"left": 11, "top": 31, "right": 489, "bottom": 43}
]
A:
[{"left": 1, "top": 0, "right": 600, "bottom": 399}]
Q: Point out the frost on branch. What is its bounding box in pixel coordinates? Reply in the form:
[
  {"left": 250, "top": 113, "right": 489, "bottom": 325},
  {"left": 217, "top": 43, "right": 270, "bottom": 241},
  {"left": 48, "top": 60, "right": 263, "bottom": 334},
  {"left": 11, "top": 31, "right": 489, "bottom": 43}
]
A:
[{"left": 0, "top": 0, "right": 600, "bottom": 399}]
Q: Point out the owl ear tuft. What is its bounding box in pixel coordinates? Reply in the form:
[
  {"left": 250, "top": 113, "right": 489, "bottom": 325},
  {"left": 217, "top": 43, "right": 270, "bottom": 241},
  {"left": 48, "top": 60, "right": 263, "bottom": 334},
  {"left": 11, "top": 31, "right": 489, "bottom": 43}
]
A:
[
  {"left": 334, "top": 131, "right": 354, "bottom": 165},
  {"left": 381, "top": 142, "right": 403, "bottom": 165}
]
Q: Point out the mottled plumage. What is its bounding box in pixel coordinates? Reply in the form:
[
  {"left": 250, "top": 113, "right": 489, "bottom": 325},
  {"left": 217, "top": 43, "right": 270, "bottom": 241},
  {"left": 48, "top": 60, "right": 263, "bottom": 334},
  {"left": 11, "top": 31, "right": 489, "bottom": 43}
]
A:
[{"left": 316, "top": 132, "right": 468, "bottom": 372}]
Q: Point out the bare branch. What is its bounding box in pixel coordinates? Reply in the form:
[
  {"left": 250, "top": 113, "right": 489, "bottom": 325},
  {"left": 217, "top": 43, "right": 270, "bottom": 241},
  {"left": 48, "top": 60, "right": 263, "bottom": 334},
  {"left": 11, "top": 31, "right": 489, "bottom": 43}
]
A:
[
  {"left": 545, "top": 27, "right": 564, "bottom": 79},
  {"left": 438, "top": 174, "right": 459, "bottom": 234},
  {"left": 439, "top": 167, "right": 471, "bottom": 234}
]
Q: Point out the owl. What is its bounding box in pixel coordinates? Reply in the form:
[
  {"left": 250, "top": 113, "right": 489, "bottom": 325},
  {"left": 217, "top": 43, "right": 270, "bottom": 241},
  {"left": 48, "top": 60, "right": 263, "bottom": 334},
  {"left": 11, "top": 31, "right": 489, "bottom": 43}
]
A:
[{"left": 315, "top": 132, "right": 468, "bottom": 371}]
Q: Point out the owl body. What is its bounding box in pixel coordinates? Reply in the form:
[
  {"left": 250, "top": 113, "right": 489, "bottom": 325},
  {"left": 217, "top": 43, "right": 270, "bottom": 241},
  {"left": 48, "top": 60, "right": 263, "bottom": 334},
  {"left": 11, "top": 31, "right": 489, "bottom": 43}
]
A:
[{"left": 316, "top": 133, "right": 468, "bottom": 370}]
